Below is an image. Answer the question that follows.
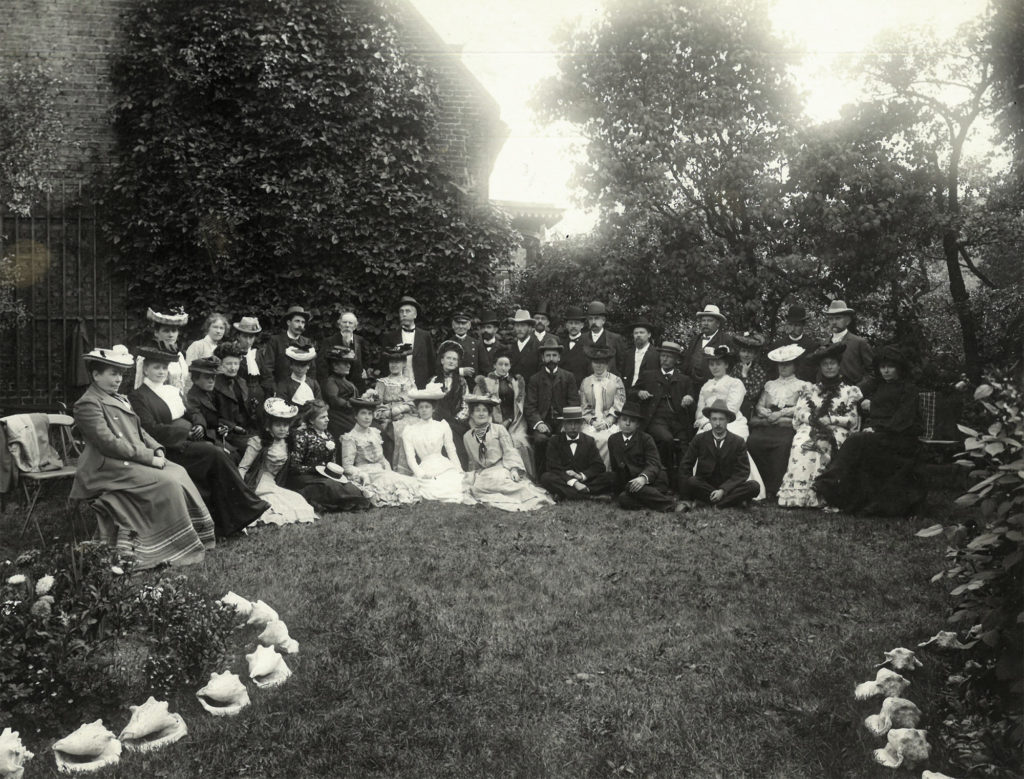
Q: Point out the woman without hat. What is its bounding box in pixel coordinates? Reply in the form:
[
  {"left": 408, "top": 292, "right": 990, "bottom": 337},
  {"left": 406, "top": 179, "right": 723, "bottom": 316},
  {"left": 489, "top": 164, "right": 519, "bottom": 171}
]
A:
[
  {"left": 426, "top": 340, "right": 471, "bottom": 468},
  {"left": 70, "top": 345, "right": 216, "bottom": 569},
  {"left": 286, "top": 400, "right": 371, "bottom": 512},
  {"left": 128, "top": 346, "right": 271, "bottom": 536},
  {"left": 185, "top": 312, "right": 230, "bottom": 365}
]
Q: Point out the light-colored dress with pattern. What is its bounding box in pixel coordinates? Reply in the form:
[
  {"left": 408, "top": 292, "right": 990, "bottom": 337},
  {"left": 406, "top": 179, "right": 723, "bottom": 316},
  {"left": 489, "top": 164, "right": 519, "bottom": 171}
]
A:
[
  {"left": 579, "top": 372, "right": 625, "bottom": 468},
  {"left": 777, "top": 382, "right": 863, "bottom": 508},
  {"left": 463, "top": 423, "right": 554, "bottom": 511},
  {"left": 402, "top": 419, "right": 469, "bottom": 503},
  {"left": 375, "top": 374, "right": 421, "bottom": 474},
  {"left": 238, "top": 438, "right": 316, "bottom": 524},
  {"left": 341, "top": 425, "right": 421, "bottom": 507}
]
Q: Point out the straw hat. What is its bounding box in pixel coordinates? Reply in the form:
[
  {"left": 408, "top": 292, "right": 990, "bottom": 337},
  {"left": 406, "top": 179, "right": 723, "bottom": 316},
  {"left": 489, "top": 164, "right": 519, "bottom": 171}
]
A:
[
  {"left": 823, "top": 300, "right": 855, "bottom": 316},
  {"left": 766, "top": 344, "right": 805, "bottom": 363},
  {"left": 656, "top": 341, "right": 684, "bottom": 357},
  {"left": 83, "top": 345, "right": 134, "bottom": 369},
  {"left": 283, "top": 305, "right": 312, "bottom": 322},
  {"left": 695, "top": 304, "right": 726, "bottom": 322},
  {"left": 509, "top": 309, "right": 536, "bottom": 325},
  {"left": 146, "top": 307, "right": 188, "bottom": 327},
  {"left": 409, "top": 385, "right": 446, "bottom": 402},
  {"left": 263, "top": 398, "right": 298, "bottom": 419},
  {"left": 558, "top": 406, "right": 585, "bottom": 421},
  {"left": 464, "top": 393, "right": 499, "bottom": 407},
  {"left": 232, "top": 316, "right": 262, "bottom": 334}
]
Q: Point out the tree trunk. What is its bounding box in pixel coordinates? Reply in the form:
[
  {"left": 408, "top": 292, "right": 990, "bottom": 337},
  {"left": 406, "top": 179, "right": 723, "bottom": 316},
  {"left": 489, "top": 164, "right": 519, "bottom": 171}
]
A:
[{"left": 943, "top": 229, "right": 982, "bottom": 381}]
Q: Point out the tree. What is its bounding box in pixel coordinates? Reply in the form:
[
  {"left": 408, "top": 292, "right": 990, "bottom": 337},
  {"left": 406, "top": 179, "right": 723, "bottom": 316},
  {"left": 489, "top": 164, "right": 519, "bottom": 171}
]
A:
[
  {"left": 535, "top": 0, "right": 802, "bottom": 330},
  {"left": 104, "top": 0, "right": 516, "bottom": 333}
]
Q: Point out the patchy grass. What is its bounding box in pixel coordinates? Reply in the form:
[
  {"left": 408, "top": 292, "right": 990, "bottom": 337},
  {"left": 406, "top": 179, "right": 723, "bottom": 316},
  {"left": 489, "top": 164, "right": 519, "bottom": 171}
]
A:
[{"left": 2, "top": 494, "right": 957, "bottom": 778}]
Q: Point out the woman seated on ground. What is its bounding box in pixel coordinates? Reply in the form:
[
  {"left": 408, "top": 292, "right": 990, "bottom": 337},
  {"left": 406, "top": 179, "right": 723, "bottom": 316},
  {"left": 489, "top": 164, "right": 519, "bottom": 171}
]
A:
[
  {"left": 341, "top": 397, "right": 421, "bottom": 507},
  {"left": 374, "top": 343, "right": 418, "bottom": 472},
  {"left": 473, "top": 350, "right": 535, "bottom": 477},
  {"left": 814, "top": 345, "right": 926, "bottom": 516},
  {"left": 428, "top": 340, "right": 470, "bottom": 468},
  {"left": 402, "top": 386, "right": 469, "bottom": 503},
  {"left": 777, "top": 343, "right": 863, "bottom": 510},
  {"left": 71, "top": 346, "right": 215, "bottom": 569},
  {"left": 130, "top": 306, "right": 190, "bottom": 392},
  {"left": 184, "top": 312, "right": 229, "bottom": 364},
  {"left": 213, "top": 340, "right": 261, "bottom": 453},
  {"left": 462, "top": 394, "right": 554, "bottom": 512},
  {"left": 730, "top": 332, "right": 768, "bottom": 422},
  {"left": 238, "top": 398, "right": 317, "bottom": 525},
  {"left": 276, "top": 344, "right": 321, "bottom": 410},
  {"left": 747, "top": 344, "right": 811, "bottom": 500},
  {"left": 128, "top": 347, "right": 269, "bottom": 537},
  {"left": 185, "top": 356, "right": 239, "bottom": 462},
  {"left": 579, "top": 346, "right": 625, "bottom": 468},
  {"left": 323, "top": 346, "right": 358, "bottom": 438},
  {"left": 287, "top": 400, "right": 369, "bottom": 512}
]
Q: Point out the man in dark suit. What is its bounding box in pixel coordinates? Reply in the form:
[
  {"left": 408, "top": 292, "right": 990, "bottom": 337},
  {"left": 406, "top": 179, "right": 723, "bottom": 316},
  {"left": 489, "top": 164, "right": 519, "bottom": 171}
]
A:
[
  {"left": 677, "top": 398, "right": 760, "bottom": 510},
  {"left": 585, "top": 300, "right": 628, "bottom": 377},
  {"left": 259, "top": 305, "right": 313, "bottom": 395},
  {"left": 318, "top": 308, "right": 372, "bottom": 393},
  {"left": 525, "top": 336, "right": 580, "bottom": 474},
  {"left": 533, "top": 300, "right": 553, "bottom": 343},
  {"left": 633, "top": 341, "right": 695, "bottom": 469},
  {"left": 683, "top": 304, "right": 736, "bottom": 387},
  {"left": 379, "top": 296, "right": 436, "bottom": 389},
  {"left": 540, "top": 406, "right": 615, "bottom": 500},
  {"left": 449, "top": 310, "right": 487, "bottom": 381},
  {"left": 623, "top": 319, "right": 660, "bottom": 391},
  {"left": 607, "top": 400, "right": 676, "bottom": 511},
  {"left": 560, "top": 305, "right": 591, "bottom": 385},
  {"left": 477, "top": 310, "right": 502, "bottom": 371},
  {"left": 823, "top": 299, "right": 873, "bottom": 387},
  {"left": 508, "top": 309, "right": 541, "bottom": 381},
  {"left": 767, "top": 305, "right": 819, "bottom": 382}
]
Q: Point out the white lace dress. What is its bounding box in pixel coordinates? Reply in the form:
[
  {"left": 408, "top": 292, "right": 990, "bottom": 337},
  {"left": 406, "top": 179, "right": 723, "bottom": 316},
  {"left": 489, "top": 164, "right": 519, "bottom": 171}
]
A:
[{"left": 401, "top": 419, "right": 470, "bottom": 503}]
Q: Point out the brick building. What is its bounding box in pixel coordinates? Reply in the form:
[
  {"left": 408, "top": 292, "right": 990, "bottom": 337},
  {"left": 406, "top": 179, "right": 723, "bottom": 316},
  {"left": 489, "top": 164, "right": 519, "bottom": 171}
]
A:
[{"left": 0, "top": 0, "right": 507, "bottom": 409}]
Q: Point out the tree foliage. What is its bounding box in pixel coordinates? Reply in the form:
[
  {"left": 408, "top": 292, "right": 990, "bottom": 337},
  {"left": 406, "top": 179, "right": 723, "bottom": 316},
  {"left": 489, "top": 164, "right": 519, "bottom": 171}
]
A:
[{"left": 104, "top": 0, "right": 516, "bottom": 334}]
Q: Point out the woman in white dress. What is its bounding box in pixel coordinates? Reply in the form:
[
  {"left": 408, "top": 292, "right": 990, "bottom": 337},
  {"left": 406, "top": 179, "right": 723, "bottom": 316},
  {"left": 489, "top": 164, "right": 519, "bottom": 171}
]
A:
[
  {"left": 578, "top": 346, "right": 625, "bottom": 468},
  {"left": 184, "top": 312, "right": 229, "bottom": 364},
  {"left": 402, "top": 386, "right": 470, "bottom": 503}
]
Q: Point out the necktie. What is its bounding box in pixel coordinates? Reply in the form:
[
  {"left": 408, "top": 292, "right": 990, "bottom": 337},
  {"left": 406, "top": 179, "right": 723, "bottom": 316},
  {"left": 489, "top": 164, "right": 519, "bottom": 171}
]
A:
[{"left": 474, "top": 425, "right": 489, "bottom": 460}]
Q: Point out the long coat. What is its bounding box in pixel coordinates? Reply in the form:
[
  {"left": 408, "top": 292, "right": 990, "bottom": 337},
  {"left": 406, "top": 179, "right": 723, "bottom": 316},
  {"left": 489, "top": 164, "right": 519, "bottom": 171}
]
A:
[
  {"left": 450, "top": 333, "right": 488, "bottom": 377},
  {"left": 259, "top": 332, "right": 313, "bottom": 395},
  {"left": 635, "top": 368, "right": 695, "bottom": 429},
  {"left": 525, "top": 368, "right": 579, "bottom": 431},
  {"left": 560, "top": 335, "right": 591, "bottom": 386},
  {"left": 380, "top": 328, "right": 436, "bottom": 389},
  {"left": 214, "top": 374, "right": 258, "bottom": 434},
  {"left": 683, "top": 328, "right": 736, "bottom": 386},
  {"left": 607, "top": 430, "right": 668, "bottom": 490},
  {"left": 623, "top": 346, "right": 660, "bottom": 391},
  {"left": 129, "top": 383, "right": 201, "bottom": 450},
  {"left": 317, "top": 332, "right": 372, "bottom": 392},
  {"left": 678, "top": 430, "right": 751, "bottom": 492},
  {"left": 507, "top": 337, "right": 540, "bottom": 383}
]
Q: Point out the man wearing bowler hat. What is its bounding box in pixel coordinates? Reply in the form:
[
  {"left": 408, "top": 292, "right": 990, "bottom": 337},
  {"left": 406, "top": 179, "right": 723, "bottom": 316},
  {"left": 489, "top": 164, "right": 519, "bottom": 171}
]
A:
[
  {"left": 560, "top": 305, "right": 591, "bottom": 385},
  {"left": 380, "top": 296, "right": 436, "bottom": 389},
  {"left": 676, "top": 398, "right": 760, "bottom": 510},
  {"left": 768, "top": 304, "right": 819, "bottom": 382},
  {"left": 585, "top": 300, "right": 628, "bottom": 377},
  {"left": 540, "top": 406, "right": 615, "bottom": 501},
  {"left": 508, "top": 309, "right": 541, "bottom": 381},
  {"left": 449, "top": 310, "right": 487, "bottom": 380},
  {"left": 477, "top": 310, "right": 502, "bottom": 370},
  {"left": 607, "top": 400, "right": 676, "bottom": 511},
  {"left": 823, "top": 299, "right": 873, "bottom": 386},
  {"left": 633, "top": 341, "right": 696, "bottom": 469},
  {"left": 683, "top": 304, "right": 735, "bottom": 387},
  {"left": 259, "top": 305, "right": 314, "bottom": 395},
  {"left": 623, "top": 318, "right": 660, "bottom": 391},
  {"left": 525, "top": 336, "right": 579, "bottom": 474}
]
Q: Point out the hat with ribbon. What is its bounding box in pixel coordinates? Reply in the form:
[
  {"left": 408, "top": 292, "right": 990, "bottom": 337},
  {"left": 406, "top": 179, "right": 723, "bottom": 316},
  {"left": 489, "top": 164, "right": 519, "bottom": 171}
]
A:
[
  {"left": 464, "top": 393, "right": 499, "bottom": 407},
  {"left": 326, "top": 346, "right": 356, "bottom": 363},
  {"left": 350, "top": 396, "right": 380, "bottom": 410},
  {"left": 656, "top": 341, "right": 684, "bottom": 357},
  {"left": 283, "top": 305, "right": 312, "bottom": 322},
  {"left": 702, "top": 398, "right": 737, "bottom": 422},
  {"left": 584, "top": 345, "right": 615, "bottom": 362},
  {"left": 233, "top": 316, "right": 262, "bottom": 334},
  {"left": 285, "top": 344, "right": 316, "bottom": 362},
  {"left": 146, "top": 307, "right": 189, "bottom": 327},
  {"left": 264, "top": 398, "right": 298, "bottom": 419},
  {"left": 766, "top": 344, "right": 806, "bottom": 364},
  {"left": 695, "top": 304, "right": 726, "bottom": 322},
  {"left": 808, "top": 342, "right": 847, "bottom": 363},
  {"left": 703, "top": 344, "right": 738, "bottom": 364},
  {"left": 823, "top": 300, "right": 855, "bottom": 316},
  {"left": 558, "top": 406, "right": 585, "bottom": 421},
  {"left": 382, "top": 343, "right": 413, "bottom": 360},
  {"left": 135, "top": 346, "right": 174, "bottom": 364},
  {"left": 409, "top": 385, "right": 446, "bottom": 402},
  {"left": 734, "top": 331, "right": 766, "bottom": 348},
  {"left": 83, "top": 345, "right": 134, "bottom": 369},
  {"left": 315, "top": 462, "right": 348, "bottom": 482}
]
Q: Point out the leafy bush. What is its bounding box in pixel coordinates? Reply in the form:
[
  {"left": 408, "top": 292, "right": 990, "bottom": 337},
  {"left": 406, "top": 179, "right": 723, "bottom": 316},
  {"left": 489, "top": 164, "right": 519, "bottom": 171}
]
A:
[
  {"left": 917, "top": 376, "right": 1023, "bottom": 774},
  {"left": 104, "top": 0, "right": 516, "bottom": 332}
]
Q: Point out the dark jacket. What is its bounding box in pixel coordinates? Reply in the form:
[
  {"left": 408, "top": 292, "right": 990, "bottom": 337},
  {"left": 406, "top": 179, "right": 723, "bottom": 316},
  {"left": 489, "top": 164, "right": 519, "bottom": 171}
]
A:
[
  {"left": 607, "top": 430, "right": 666, "bottom": 489},
  {"left": 185, "top": 385, "right": 228, "bottom": 444},
  {"left": 450, "top": 333, "right": 488, "bottom": 378},
  {"left": 275, "top": 376, "right": 323, "bottom": 407},
  {"left": 679, "top": 430, "right": 751, "bottom": 493},
  {"left": 323, "top": 374, "right": 357, "bottom": 435},
  {"left": 259, "top": 332, "right": 313, "bottom": 394},
  {"left": 861, "top": 378, "right": 921, "bottom": 437},
  {"left": 635, "top": 368, "right": 694, "bottom": 427},
  {"left": 508, "top": 336, "right": 541, "bottom": 384},
  {"left": 833, "top": 331, "right": 874, "bottom": 386},
  {"left": 767, "top": 333, "right": 820, "bottom": 382},
  {"left": 623, "top": 346, "right": 660, "bottom": 390},
  {"left": 584, "top": 329, "right": 628, "bottom": 377},
  {"left": 525, "top": 368, "right": 580, "bottom": 430},
  {"left": 544, "top": 431, "right": 606, "bottom": 484},
  {"left": 480, "top": 337, "right": 503, "bottom": 372},
  {"left": 380, "top": 328, "right": 436, "bottom": 389},
  {"left": 317, "top": 332, "right": 371, "bottom": 392},
  {"left": 214, "top": 374, "right": 259, "bottom": 433},
  {"left": 683, "top": 328, "right": 736, "bottom": 386},
  {"left": 128, "top": 383, "right": 201, "bottom": 451},
  {"left": 560, "top": 335, "right": 591, "bottom": 385}
]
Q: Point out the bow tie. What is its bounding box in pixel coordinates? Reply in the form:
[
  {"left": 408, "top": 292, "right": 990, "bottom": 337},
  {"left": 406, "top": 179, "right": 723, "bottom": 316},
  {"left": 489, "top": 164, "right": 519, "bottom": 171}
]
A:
[
  {"left": 663, "top": 371, "right": 673, "bottom": 378},
  {"left": 569, "top": 336, "right": 580, "bottom": 342},
  {"left": 567, "top": 436, "right": 579, "bottom": 443},
  {"left": 622, "top": 436, "right": 632, "bottom": 444},
  {"left": 402, "top": 327, "right": 416, "bottom": 333}
]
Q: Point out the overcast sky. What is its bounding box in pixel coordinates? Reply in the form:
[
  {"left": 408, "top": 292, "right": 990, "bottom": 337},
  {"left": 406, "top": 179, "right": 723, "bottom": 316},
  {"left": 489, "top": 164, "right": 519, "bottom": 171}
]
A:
[{"left": 410, "top": 0, "right": 989, "bottom": 234}]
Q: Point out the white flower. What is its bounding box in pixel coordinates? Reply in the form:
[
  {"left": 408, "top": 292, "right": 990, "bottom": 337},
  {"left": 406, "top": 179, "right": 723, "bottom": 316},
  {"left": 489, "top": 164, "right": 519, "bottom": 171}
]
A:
[
  {"left": 6, "top": 574, "right": 26, "bottom": 585},
  {"left": 31, "top": 595, "right": 54, "bottom": 617},
  {"left": 35, "top": 574, "right": 55, "bottom": 595},
  {"left": 326, "top": 440, "right": 336, "bottom": 451},
  {"left": 110, "top": 565, "right": 125, "bottom": 576}
]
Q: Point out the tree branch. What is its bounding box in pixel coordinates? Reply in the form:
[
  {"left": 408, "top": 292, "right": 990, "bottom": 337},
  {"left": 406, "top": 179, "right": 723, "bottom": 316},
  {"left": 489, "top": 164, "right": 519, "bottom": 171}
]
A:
[{"left": 958, "top": 244, "right": 996, "bottom": 288}]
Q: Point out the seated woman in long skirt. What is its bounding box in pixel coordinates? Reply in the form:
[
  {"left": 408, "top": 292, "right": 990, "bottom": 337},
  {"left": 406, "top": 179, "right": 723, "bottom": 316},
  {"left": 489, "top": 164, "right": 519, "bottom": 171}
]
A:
[
  {"left": 462, "top": 395, "right": 554, "bottom": 512},
  {"left": 814, "top": 345, "right": 927, "bottom": 516},
  {"left": 427, "top": 340, "right": 471, "bottom": 468},
  {"left": 342, "top": 397, "right": 421, "bottom": 507},
  {"left": 402, "top": 386, "right": 470, "bottom": 504},
  {"left": 129, "top": 347, "right": 269, "bottom": 537},
  {"left": 287, "top": 400, "right": 369, "bottom": 512},
  {"left": 374, "top": 343, "right": 419, "bottom": 473},
  {"left": 579, "top": 346, "right": 625, "bottom": 468},
  {"left": 71, "top": 346, "right": 215, "bottom": 568},
  {"left": 473, "top": 351, "right": 535, "bottom": 477},
  {"left": 747, "top": 344, "right": 812, "bottom": 499},
  {"left": 237, "top": 398, "right": 317, "bottom": 525},
  {"left": 777, "top": 343, "right": 863, "bottom": 509}
]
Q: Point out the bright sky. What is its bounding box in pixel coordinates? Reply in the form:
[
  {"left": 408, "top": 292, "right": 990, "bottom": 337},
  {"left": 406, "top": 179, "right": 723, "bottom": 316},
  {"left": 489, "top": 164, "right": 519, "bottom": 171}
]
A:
[{"left": 410, "top": 0, "right": 990, "bottom": 234}]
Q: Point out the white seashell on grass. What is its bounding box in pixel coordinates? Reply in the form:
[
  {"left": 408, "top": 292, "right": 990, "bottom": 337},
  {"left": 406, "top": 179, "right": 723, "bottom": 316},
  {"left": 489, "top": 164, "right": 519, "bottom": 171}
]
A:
[
  {"left": 246, "top": 644, "right": 292, "bottom": 688},
  {"left": 245, "top": 600, "right": 279, "bottom": 627},
  {"left": 918, "top": 631, "right": 970, "bottom": 650},
  {"left": 873, "top": 728, "right": 930, "bottom": 769},
  {"left": 258, "top": 620, "right": 300, "bottom": 654},
  {"left": 880, "top": 647, "right": 924, "bottom": 672},
  {"left": 118, "top": 697, "right": 187, "bottom": 752},
  {"left": 52, "top": 720, "right": 121, "bottom": 774},
  {"left": 863, "top": 697, "right": 922, "bottom": 736},
  {"left": 220, "top": 591, "right": 253, "bottom": 619},
  {"left": 854, "top": 668, "right": 910, "bottom": 700},
  {"left": 0, "top": 727, "right": 34, "bottom": 779},
  {"left": 196, "top": 671, "right": 250, "bottom": 717}
]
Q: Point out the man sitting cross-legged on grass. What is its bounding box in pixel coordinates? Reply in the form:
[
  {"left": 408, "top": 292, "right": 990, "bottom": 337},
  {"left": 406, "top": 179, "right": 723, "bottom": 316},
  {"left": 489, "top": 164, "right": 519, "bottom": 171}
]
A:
[
  {"left": 540, "top": 406, "right": 615, "bottom": 501},
  {"left": 677, "top": 398, "right": 760, "bottom": 511},
  {"left": 607, "top": 401, "right": 676, "bottom": 512}
]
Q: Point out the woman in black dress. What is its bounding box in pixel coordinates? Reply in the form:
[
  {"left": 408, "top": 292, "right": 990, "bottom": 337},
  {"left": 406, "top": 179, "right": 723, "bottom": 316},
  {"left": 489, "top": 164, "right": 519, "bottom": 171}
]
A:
[
  {"left": 427, "top": 340, "right": 470, "bottom": 468},
  {"left": 287, "top": 401, "right": 369, "bottom": 512}
]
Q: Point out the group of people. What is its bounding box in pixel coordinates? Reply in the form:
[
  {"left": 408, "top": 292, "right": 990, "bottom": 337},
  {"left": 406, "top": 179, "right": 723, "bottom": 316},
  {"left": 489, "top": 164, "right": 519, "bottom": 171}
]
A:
[{"left": 69, "top": 295, "right": 927, "bottom": 569}]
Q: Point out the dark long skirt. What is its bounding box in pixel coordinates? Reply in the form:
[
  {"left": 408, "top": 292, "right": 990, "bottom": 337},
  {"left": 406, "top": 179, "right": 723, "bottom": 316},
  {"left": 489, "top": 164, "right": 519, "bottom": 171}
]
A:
[
  {"left": 287, "top": 472, "right": 369, "bottom": 512},
  {"left": 166, "top": 440, "right": 269, "bottom": 536},
  {"left": 747, "top": 425, "right": 796, "bottom": 496},
  {"left": 814, "top": 431, "right": 927, "bottom": 517}
]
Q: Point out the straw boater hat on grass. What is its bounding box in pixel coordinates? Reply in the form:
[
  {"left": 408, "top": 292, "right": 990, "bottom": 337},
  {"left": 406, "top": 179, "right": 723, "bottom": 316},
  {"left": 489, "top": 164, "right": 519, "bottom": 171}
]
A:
[
  {"left": 263, "top": 398, "right": 298, "bottom": 419},
  {"left": 316, "top": 462, "right": 348, "bottom": 483},
  {"left": 146, "top": 307, "right": 188, "bottom": 327},
  {"left": 767, "top": 344, "right": 805, "bottom": 364},
  {"left": 83, "top": 345, "right": 134, "bottom": 369},
  {"left": 702, "top": 397, "right": 737, "bottom": 422}
]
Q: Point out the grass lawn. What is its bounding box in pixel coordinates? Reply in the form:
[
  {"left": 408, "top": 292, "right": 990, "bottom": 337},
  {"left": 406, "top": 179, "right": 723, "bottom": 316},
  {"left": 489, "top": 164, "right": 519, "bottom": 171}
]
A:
[{"left": 3, "top": 494, "right": 957, "bottom": 778}]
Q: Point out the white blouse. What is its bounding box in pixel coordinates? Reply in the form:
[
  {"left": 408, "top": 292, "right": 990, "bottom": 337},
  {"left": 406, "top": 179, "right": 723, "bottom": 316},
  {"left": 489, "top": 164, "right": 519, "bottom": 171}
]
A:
[{"left": 143, "top": 377, "right": 186, "bottom": 420}]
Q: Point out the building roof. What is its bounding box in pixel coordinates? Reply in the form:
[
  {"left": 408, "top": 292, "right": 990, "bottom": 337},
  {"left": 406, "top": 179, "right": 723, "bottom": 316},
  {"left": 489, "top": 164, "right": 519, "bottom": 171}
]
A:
[{"left": 492, "top": 200, "right": 566, "bottom": 229}]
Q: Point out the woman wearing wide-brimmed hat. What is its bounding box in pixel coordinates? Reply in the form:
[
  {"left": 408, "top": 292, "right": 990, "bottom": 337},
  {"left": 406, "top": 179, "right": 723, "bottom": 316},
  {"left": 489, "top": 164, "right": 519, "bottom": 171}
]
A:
[
  {"left": 185, "top": 356, "right": 239, "bottom": 462},
  {"left": 813, "top": 345, "right": 926, "bottom": 516},
  {"left": 579, "top": 345, "right": 626, "bottom": 468},
  {"left": 129, "top": 346, "right": 270, "bottom": 536},
  {"left": 286, "top": 400, "right": 370, "bottom": 513},
  {"left": 341, "top": 396, "right": 421, "bottom": 507},
  {"left": 322, "top": 345, "right": 359, "bottom": 438},
  {"left": 401, "top": 385, "right": 469, "bottom": 503},
  {"left": 374, "top": 343, "right": 420, "bottom": 473},
  {"left": 70, "top": 345, "right": 215, "bottom": 569},
  {"left": 130, "top": 306, "right": 191, "bottom": 392},
  {"left": 693, "top": 345, "right": 749, "bottom": 438},
  {"left": 462, "top": 394, "right": 554, "bottom": 511},
  {"left": 777, "top": 343, "right": 863, "bottom": 509},
  {"left": 275, "top": 344, "right": 322, "bottom": 410},
  {"left": 473, "top": 349, "right": 535, "bottom": 477},
  {"left": 730, "top": 331, "right": 768, "bottom": 421},
  {"left": 747, "top": 344, "right": 813, "bottom": 499},
  {"left": 237, "top": 398, "right": 316, "bottom": 525},
  {"left": 426, "top": 339, "right": 471, "bottom": 468}
]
